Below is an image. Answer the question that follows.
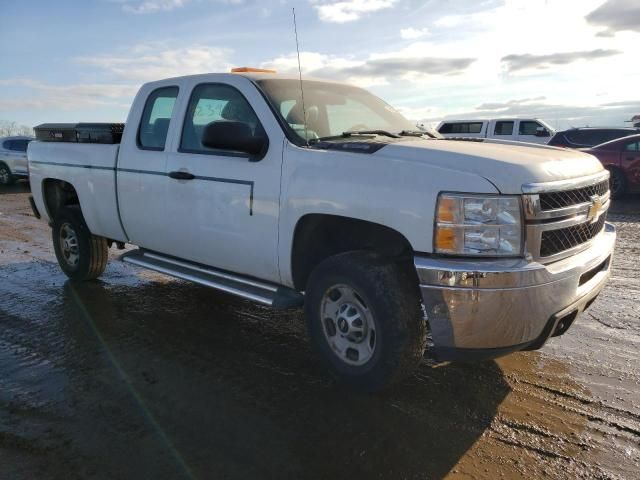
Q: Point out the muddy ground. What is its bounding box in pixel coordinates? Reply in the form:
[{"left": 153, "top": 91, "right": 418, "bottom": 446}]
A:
[{"left": 0, "top": 182, "right": 638, "bottom": 480}]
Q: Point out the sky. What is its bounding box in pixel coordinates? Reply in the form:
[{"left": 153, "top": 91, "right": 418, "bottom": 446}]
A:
[{"left": 0, "top": 0, "right": 638, "bottom": 131}]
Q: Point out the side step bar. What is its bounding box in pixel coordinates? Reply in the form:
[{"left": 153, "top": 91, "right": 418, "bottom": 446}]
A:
[{"left": 120, "top": 250, "right": 304, "bottom": 309}]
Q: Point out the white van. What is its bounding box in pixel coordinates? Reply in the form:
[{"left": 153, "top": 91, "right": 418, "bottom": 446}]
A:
[{"left": 436, "top": 118, "right": 555, "bottom": 144}]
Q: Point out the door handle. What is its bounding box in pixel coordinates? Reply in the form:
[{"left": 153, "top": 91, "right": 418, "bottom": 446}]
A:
[{"left": 168, "top": 171, "right": 195, "bottom": 180}]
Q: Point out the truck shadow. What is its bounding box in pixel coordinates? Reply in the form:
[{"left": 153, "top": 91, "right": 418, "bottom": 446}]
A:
[{"left": 53, "top": 278, "right": 511, "bottom": 479}]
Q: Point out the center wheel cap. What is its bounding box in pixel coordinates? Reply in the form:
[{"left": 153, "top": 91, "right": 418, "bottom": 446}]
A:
[
  {"left": 320, "top": 284, "right": 377, "bottom": 367},
  {"left": 338, "top": 318, "right": 349, "bottom": 333}
]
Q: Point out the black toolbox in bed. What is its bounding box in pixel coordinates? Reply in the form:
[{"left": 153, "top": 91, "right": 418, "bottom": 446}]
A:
[{"left": 34, "top": 123, "right": 125, "bottom": 144}]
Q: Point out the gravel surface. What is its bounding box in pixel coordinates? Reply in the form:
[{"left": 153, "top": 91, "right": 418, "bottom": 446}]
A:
[{"left": 1, "top": 182, "right": 638, "bottom": 479}]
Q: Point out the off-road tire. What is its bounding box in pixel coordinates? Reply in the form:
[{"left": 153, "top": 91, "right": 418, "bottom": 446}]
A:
[
  {"left": 305, "top": 251, "right": 427, "bottom": 391},
  {"left": 52, "top": 206, "right": 108, "bottom": 281},
  {"left": 608, "top": 167, "right": 626, "bottom": 199},
  {"left": 0, "top": 163, "right": 14, "bottom": 186}
]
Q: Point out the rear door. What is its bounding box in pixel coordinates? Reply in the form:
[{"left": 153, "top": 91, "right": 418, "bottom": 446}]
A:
[
  {"left": 491, "top": 120, "right": 515, "bottom": 140},
  {"left": 117, "top": 84, "right": 182, "bottom": 252},
  {"left": 163, "top": 77, "right": 284, "bottom": 283},
  {"left": 1, "top": 139, "right": 29, "bottom": 175},
  {"left": 12, "top": 139, "right": 30, "bottom": 174}
]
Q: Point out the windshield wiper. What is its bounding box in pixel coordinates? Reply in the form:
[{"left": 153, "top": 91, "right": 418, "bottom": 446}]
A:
[
  {"left": 399, "top": 129, "right": 441, "bottom": 139},
  {"left": 311, "top": 130, "right": 401, "bottom": 143},
  {"left": 345, "top": 130, "right": 401, "bottom": 138},
  {"left": 399, "top": 130, "right": 426, "bottom": 137}
]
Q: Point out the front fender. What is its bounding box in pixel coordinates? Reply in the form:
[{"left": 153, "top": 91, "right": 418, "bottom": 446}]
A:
[{"left": 277, "top": 143, "right": 497, "bottom": 286}]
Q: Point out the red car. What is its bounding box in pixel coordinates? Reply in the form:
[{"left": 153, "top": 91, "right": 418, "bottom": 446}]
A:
[{"left": 583, "top": 133, "right": 640, "bottom": 198}]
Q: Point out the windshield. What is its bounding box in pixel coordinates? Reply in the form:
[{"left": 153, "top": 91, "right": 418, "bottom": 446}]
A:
[{"left": 256, "top": 79, "right": 416, "bottom": 142}]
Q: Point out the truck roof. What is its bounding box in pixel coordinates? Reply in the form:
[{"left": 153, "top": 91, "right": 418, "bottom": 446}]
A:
[{"left": 142, "top": 71, "right": 344, "bottom": 88}]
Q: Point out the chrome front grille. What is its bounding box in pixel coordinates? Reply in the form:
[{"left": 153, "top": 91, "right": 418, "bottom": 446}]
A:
[
  {"left": 540, "top": 213, "right": 607, "bottom": 257},
  {"left": 538, "top": 179, "right": 609, "bottom": 211},
  {"left": 522, "top": 171, "right": 610, "bottom": 263}
]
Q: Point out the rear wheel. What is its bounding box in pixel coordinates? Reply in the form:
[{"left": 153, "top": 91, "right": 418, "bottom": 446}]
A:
[
  {"left": 52, "top": 206, "right": 108, "bottom": 281},
  {"left": 608, "top": 168, "right": 626, "bottom": 199},
  {"left": 0, "top": 163, "right": 14, "bottom": 186},
  {"left": 305, "top": 251, "right": 427, "bottom": 391}
]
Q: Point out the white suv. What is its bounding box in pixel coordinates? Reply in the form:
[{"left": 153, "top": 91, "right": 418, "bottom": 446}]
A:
[{"left": 0, "top": 136, "right": 33, "bottom": 185}]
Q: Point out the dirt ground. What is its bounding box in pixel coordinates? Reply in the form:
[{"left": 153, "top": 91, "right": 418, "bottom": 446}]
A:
[{"left": 0, "top": 182, "right": 638, "bottom": 480}]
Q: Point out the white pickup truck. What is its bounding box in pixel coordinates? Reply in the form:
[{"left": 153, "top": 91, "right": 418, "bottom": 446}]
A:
[
  {"left": 28, "top": 70, "right": 616, "bottom": 390},
  {"left": 436, "top": 118, "right": 555, "bottom": 144}
]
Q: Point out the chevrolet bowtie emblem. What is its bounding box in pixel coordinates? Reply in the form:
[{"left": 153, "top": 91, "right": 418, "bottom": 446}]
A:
[{"left": 587, "top": 194, "right": 602, "bottom": 223}]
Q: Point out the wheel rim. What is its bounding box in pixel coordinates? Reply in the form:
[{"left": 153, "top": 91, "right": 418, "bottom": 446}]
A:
[
  {"left": 59, "top": 223, "right": 80, "bottom": 267},
  {"left": 0, "top": 167, "right": 9, "bottom": 185},
  {"left": 320, "top": 284, "right": 376, "bottom": 366}
]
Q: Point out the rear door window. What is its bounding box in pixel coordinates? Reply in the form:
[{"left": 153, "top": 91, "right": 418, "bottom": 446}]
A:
[
  {"left": 138, "top": 86, "right": 179, "bottom": 151},
  {"left": 624, "top": 141, "right": 639, "bottom": 152},
  {"left": 439, "top": 122, "right": 483, "bottom": 134},
  {"left": 566, "top": 130, "right": 589, "bottom": 145},
  {"left": 12, "top": 139, "right": 30, "bottom": 152},
  {"left": 494, "top": 121, "right": 514, "bottom": 135},
  {"left": 588, "top": 130, "right": 612, "bottom": 146}
]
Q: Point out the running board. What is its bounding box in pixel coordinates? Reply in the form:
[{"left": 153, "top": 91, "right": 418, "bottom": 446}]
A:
[{"left": 120, "top": 250, "right": 303, "bottom": 309}]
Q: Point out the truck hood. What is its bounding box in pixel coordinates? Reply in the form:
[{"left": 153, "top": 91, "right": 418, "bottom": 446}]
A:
[{"left": 377, "top": 139, "right": 604, "bottom": 194}]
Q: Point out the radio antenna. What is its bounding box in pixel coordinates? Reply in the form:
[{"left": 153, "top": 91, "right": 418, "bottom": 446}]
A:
[{"left": 292, "top": 7, "right": 309, "bottom": 146}]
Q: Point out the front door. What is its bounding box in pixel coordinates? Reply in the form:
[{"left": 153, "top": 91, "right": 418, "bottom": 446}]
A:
[
  {"left": 164, "top": 80, "right": 283, "bottom": 283},
  {"left": 516, "top": 120, "right": 549, "bottom": 144}
]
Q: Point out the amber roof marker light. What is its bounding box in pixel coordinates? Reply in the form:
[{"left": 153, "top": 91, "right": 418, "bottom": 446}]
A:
[{"left": 230, "top": 67, "right": 277, "bottom": 73}]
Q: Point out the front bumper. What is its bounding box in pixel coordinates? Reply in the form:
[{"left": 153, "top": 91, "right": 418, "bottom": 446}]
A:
[{"left": 415, "top": 223, "right": 616, "bottom": 362}]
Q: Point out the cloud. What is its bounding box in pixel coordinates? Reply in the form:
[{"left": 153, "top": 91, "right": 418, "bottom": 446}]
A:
[
  {"left": 0, "top": 78, "right": 136, "bottom": 110},
  {"left": 76, "top": 43, "right": 233, "bottom": 82},
  {"left": 112, "top": 0, "right": 190, "bottom": 14},
  {"left": 262, "top": 51, "right": 475, "bottom": 86},
  {"left": 345, "top": 56, "right": 474, "bottom": 78},
  {"left": 501, "top": 49, "right": 621, "bottom": 73},
  {"left": 400, "top": 27, "right": 430, "bottom": 40},
  {"left": 586, "top": 0, "right": 640, "bottom": 36},
  {"left": 476, "top": 96, "right": 547, "bottom": 110},
  {"left": 312, "top": 0, "right": 397, "bottom": 23}
]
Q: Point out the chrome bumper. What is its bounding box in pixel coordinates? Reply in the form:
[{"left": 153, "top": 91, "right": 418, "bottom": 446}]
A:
[{"left": 415, "top": 223, "right": 616, "bottom": 361}]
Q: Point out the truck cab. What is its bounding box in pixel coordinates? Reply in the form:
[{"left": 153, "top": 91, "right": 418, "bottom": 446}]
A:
[{"left": 28, "top": 70, "right": 615, "bottom": 391}]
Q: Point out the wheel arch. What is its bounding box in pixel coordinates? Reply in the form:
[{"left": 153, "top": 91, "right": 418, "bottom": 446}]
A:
[
  {"left": 41, "top": 178, "right": 81, "bottom": 221},
  {"left": 605, "top": 165, "right": 627, "bottom": 197},
  {"left": 290, "top": 213, "right": 415, "bottom": 291}
]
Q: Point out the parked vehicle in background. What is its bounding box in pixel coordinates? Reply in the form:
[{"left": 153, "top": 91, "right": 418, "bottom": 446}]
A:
[
  {"left": 626, "top": 114, "right": 640, "bottom": 128},
  {"left": 0, "top": 136, "right": 33, "bottom": 185},
  {"left": 583, "top": 133, "right": 640, "bottom": 198},
  {"left": 548, "top": 127, "right": 639, "bottom": 149},
  {"left": 27, "top": 70, "right": 616, "bottom": 391},
  {"left": 436, "top": 118, "right": 555, "bottom": 144}
]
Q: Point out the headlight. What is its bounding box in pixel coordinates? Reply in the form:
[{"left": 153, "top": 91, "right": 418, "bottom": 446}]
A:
[{"left": 434, "top": 193, "right": 523, "bottom": 256}]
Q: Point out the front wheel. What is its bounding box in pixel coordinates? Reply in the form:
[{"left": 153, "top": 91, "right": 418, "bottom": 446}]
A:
[
  {"left": 0, "top": 163, "right": 14, "bottom": 186},
  {"left": 52, "top": 206, "right": 108, "bottom": 281},
  {"left": 305, "top": 251, "right": 427, "bottom": 391},
  {"left": 608, "top": 168, "right": 626, "bottom": 199}
]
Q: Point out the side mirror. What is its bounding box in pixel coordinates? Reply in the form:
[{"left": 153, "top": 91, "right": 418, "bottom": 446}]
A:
[
  {"left": 201, "top": 121, "right": 268, "bottom": 158},
  {"left": 535, "top": 127, "right": 550, "bottom": 137}
]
